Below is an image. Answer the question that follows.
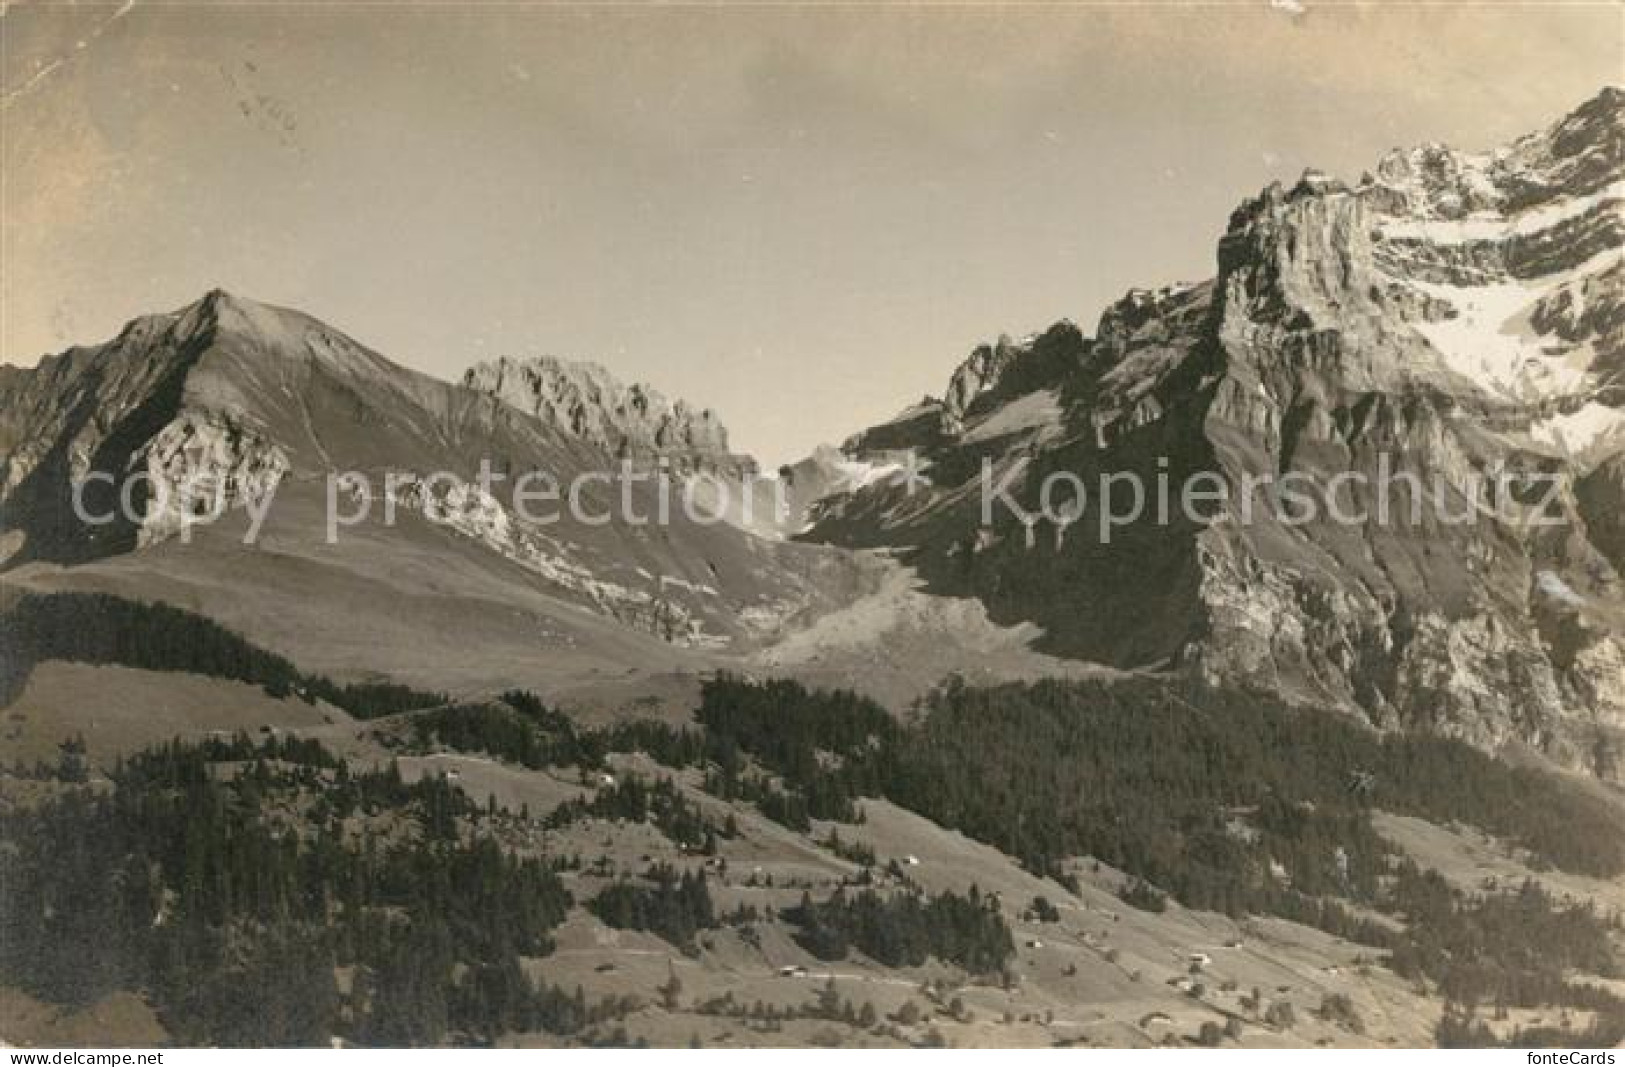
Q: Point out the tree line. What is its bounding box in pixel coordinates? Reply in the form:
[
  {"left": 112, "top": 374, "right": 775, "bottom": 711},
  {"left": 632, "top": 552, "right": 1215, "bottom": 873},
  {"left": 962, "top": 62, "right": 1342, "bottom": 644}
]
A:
[{"left": 0, "top": 592, "right": 446, "bottom": 719}]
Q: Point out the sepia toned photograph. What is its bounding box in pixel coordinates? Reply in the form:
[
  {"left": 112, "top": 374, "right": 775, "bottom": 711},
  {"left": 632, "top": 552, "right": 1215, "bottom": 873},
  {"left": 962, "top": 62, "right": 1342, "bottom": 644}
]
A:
[{"left": 1, "top": 0, "right": 1623, "bottom": 1052}]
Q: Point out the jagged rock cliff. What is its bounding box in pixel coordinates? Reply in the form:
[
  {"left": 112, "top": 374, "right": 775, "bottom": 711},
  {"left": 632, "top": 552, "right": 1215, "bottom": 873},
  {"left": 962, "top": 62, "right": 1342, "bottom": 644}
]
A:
[
  {"left": 461, "top": 356, "right": 753, "bottom": 476},
  {"left": 801, "top": 87, "right": 1625, "bottom": 778}
]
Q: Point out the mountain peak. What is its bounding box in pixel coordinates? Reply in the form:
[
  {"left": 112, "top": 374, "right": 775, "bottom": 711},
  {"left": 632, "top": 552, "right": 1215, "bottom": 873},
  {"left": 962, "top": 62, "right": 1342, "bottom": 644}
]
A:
[
  {"left": 1571, "top": 83, "right": 1625, "bottom": 124},
  {"left": 175, "top": 288, "right": 302, "bottom": 339},
  {"left": 1361, "top": 84, "right": 1624, "bottom": 219},
  {"left": 199, "top": 286, "right": 251, "bottom": 308},
  {"left": 938, "top": 321, "right": 1087, "bottom": 436}
]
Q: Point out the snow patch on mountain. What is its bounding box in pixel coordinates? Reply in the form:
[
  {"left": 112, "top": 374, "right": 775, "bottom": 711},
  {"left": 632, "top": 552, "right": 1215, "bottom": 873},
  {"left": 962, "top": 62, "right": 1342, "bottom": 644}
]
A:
[
  {"left": 1375, "top": 178, "right": 1625, "bottom": 242},
  {"left": 1530, "top": 402, "right": 1625, "bottom": 458},
  {"left": 830, "top": 456, "right": 906, "bottom": 490},
  {"left": 1536, "top": 570, "right": 1587, "bottom": 607},
  {"left": 1406, "top": 248, "right": 1624, "bottom": 400}
]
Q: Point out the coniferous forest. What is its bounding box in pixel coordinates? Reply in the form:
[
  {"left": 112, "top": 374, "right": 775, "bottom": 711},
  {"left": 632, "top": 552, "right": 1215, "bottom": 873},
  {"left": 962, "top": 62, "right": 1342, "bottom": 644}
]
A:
[
  {"left": 0, "top": 593, "right": 447, "bottom": 718},
  {"left": 2, "top": 594, "right": 1623, "bottom": 1046},
  {"left": 0, "top": 736, "right": 577, "bottom": 1045}
]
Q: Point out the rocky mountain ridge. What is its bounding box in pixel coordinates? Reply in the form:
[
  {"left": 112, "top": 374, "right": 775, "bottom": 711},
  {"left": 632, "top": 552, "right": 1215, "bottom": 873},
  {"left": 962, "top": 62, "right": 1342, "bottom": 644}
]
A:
[
  {"left": 461, "top": 355, "right": 754, "bottom": 477},
  {"left": 798, "top": 86, "right": 1625, "bottom": 779},
  {"left": 0, "top": 289, "right": 860, "bottom": 662}
]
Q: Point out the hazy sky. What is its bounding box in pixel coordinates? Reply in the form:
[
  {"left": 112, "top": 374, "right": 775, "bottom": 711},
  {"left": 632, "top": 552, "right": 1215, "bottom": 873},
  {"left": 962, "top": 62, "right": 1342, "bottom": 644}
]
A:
[{"left": 3, "top": 2, "right": 1620, "bottom": 464}]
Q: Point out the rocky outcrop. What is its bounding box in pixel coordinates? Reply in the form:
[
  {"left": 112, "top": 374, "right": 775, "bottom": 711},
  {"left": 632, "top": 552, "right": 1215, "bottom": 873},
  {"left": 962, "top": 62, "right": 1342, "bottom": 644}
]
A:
[
  {"left": 135, "top": 410, "right": 290, "bottom": 545},
  {"left": 939, "top": 324, "right": 1085, "bottom": 435},
  {"left": 0, "top": 300, "right": 218, "bottom": 563},
  {"left": 941, "top": 337, "right": 1020, "bottom": 435},
  {"left": 461, "top": 356, "right": 753, "bottom": 476}
]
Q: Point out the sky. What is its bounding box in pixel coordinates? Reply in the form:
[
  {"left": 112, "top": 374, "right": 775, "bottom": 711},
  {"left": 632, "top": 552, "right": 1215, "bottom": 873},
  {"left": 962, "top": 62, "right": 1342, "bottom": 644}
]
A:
[{"left": 2, "top": 2, "right": 1620, "bottom": 465}]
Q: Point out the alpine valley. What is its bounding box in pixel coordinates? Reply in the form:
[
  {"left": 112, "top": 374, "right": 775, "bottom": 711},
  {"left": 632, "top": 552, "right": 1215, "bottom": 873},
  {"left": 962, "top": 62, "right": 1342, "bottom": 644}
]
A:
[{"left": 3, "top": 89, "right": 1624, "bottom": 1050}]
